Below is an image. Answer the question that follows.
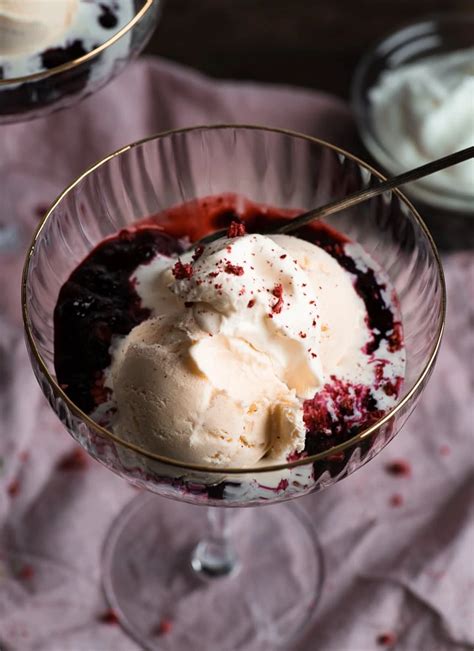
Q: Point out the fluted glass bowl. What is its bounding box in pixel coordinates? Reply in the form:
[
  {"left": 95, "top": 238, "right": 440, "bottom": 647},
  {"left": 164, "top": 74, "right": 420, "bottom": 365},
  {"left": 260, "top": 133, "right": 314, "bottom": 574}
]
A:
[
  {"left": 0, "top": 0, "right": 160, "bottom": 124},
  {"left": 22, "top": 125, "right": 446, "bottom": 508}
]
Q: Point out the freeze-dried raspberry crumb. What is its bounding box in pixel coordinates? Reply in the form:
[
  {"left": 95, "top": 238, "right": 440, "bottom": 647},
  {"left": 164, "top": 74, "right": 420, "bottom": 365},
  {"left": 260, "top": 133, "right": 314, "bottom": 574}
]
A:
[
  {"left": 377, "top": 632, "right": 396, "bottom": 646},
  {"left": 34, "top": 204, "right": 49, "bottom": 220},
  {"left": 227, "top": 221, "right": 246, "bottom": 238},
  {"left": 271, "top": 284, "right": 284, "bottom": 314},
  {"left": 373, "top": 360, "right": 388, "bottom": 386},
  {"left": 386, "top": 459, "right": 411, "bottom": 477},
  {"left": 247, "top": 299, "right": 256, "bottom": 308},
  {"left": 388, "top": 321, "right": 403, "bottom": 352},
  {"left": 7, "top": 480, "right": 20, "bottom": 497},
  {"left": 57, "top": 448, "right": 88, "bottom": 471},
  {"left": 225, "top": 263, "right": 244, "bottom": 276},
  {"left": 192, "top": 246, "right": 205, "bottom": 261},
  {"left": 172, "top": 260, "right": 193, "bottom": 279},
  {"left": 18, "top": 565, "right": 34, "bottom": 580},
  {"left": 389, "top": 493, "right": 404, "bottom": 507},
  {"left": 383, "top": 377, "right": 403, "bottom": 397},
  {"left": 99, "top": 609, "right": 119, "bottom": 624},
  {"left": 156, "top": 618, "right": 173, "bottom": 635}
]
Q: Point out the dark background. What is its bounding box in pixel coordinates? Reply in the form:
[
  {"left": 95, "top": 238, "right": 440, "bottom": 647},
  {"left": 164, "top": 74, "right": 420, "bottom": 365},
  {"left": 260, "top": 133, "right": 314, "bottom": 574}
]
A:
[
  {"left": 144, "top": 1, "right": 474, "bottom": 249},
  {"left": 145, "top": 0, "right": 471, "bottom": 98}
]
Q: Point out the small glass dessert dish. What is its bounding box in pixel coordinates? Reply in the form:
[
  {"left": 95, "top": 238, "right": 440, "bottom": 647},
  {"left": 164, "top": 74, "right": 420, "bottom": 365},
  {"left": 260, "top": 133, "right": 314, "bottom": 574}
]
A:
[
  {"left": 22, "top": 126, "right": 445, "bottom": 650},
  {"left": 352, "top": 14, "right": 474, "bottom": 214},
  {"left": 0, "top": 0, "right": 160, "bottom": 124}
]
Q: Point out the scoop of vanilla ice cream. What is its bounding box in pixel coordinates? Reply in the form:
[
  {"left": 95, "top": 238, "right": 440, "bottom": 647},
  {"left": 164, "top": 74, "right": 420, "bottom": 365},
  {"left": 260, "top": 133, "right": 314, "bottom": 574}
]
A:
[
  {"left": 109, "top": 232, "right": 369, "bottom": 467},
  {"left": 111, "top": 315, "right": 305, "bottom": 466},
  {"left": 170, "top": 234, "right": 324, "bottom": 398},
  {"left": 270, "top": 235, "right": 368, "bottom": 375},
  {"left": 0, "top": 0, "right": 78, "bottom": 57}
]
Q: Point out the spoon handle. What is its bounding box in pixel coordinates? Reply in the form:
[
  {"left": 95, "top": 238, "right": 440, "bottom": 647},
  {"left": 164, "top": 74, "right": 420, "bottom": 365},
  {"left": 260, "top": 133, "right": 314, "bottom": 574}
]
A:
[{"left": 277, "top": 146, "right": 474, "bottom": 235}]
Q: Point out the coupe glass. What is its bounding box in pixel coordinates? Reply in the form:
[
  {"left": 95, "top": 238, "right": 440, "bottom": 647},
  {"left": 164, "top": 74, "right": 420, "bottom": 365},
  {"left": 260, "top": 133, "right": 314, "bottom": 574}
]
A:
[
  {"left": 0, "top": 0, "right": 160, "bottom": 253},
  {"left": 0, "top": 0, "right": 160, "bottom": 124},
  {"left": 22, "top": 126, "right": 445, "bottom": 650}
]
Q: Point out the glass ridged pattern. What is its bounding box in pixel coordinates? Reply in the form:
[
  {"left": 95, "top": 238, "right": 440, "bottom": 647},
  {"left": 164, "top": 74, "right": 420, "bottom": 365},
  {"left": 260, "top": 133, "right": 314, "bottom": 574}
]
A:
[{"left": 23, "top": 126, "right": 445, "bottom": 506}]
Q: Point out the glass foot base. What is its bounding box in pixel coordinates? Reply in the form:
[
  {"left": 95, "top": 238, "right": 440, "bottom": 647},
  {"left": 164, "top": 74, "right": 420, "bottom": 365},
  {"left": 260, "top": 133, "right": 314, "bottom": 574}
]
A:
[{"left": 102, "top": 493, "right": 324, "bottom": 651}]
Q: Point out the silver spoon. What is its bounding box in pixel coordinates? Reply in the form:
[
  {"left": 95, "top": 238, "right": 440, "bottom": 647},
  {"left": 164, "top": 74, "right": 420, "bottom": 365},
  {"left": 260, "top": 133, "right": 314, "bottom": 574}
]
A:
[{"left": 192, "top": 146, "right": 473, "bottom": 248}]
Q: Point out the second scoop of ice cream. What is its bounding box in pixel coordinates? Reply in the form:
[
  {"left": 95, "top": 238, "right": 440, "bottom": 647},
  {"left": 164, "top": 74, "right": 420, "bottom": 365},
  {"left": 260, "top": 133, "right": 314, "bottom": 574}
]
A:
[
  {"left": 109, "top": 231, "right": 368, "bottom": 466},
  {"left": 0, "top": 0, "right": 79, "bottom": 57}
]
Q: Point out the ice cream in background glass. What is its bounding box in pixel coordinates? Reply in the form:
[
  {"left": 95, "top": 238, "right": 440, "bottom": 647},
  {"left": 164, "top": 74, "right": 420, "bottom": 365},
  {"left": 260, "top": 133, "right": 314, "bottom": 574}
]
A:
[
  {"left": 0, "top": 0, "right": 79, "bottom": 56},
  {"left": 23, "top": 126, "right": 445, "bottom": 650},
  {"left": 0, "top": 0, "right": 159, "bottom": 124}
]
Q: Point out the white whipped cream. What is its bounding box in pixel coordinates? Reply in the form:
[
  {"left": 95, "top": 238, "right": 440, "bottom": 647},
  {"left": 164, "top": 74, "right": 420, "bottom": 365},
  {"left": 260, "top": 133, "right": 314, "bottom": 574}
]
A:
[
  {"left": 370, "top": 48, "right": 474, "bottom": 197},
  {"left": 170, "top": 234, "right": 325, "bottom": 398}
]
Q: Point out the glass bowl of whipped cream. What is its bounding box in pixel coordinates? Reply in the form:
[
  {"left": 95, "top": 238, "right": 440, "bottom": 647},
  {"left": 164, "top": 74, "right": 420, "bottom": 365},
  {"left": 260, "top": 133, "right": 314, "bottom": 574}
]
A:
[{"left": 352, "top": 14, "right": 474, "bottom": 214}]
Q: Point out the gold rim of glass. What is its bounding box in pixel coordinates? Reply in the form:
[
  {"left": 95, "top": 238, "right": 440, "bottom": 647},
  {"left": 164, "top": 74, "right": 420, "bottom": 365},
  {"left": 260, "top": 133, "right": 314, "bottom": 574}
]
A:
[
  {"left": 21, "top": 124, "right": 447, "bottom": 475},
  {"left": 0, "top": 0, "right": 155, "bottom": 86}
]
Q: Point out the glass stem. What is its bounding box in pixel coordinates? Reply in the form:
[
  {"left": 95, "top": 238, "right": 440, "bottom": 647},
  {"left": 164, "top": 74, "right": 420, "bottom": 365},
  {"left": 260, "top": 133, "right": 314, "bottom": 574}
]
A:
[{"left": 191, "top": 508, "right": 239, "bottom": 579}]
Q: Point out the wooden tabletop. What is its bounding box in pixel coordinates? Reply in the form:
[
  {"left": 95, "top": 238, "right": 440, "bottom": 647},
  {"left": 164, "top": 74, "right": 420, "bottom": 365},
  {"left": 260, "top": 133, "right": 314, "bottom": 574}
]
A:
[{"left": 145, "top": 0, "right": 474, "bottom": 249}]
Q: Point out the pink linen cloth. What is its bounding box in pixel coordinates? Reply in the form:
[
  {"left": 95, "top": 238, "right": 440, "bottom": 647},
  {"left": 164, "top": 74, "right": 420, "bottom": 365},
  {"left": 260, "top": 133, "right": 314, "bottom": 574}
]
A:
[{"left": 0, "top": 57, "right": 472, "bottom": 651}]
